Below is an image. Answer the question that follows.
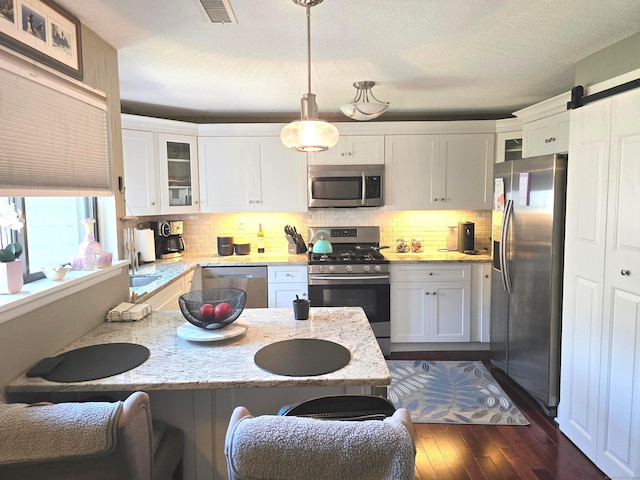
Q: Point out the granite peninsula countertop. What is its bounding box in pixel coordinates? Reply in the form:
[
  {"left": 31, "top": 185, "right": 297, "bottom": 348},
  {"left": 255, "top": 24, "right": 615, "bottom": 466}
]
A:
[{"left": 6, "top": 307, "right": 390, "bottom": 394}]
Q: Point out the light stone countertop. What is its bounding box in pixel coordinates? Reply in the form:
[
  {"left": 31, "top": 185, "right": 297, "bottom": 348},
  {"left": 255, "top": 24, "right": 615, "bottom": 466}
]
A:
[
  {"left": 129, "top": 251, "right": 490, "bottom": 302},
  {"left": 6, "top": 307, "right": 390, "bottom": 394}
]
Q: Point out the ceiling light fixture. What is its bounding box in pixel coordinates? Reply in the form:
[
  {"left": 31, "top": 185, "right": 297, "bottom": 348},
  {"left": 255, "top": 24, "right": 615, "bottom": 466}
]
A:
[
  {"left": 280, "top": 0, "right": 339, "bottom": 152},
  {"left": 340, "top": 81, "right": 389, "bottom": 121}
]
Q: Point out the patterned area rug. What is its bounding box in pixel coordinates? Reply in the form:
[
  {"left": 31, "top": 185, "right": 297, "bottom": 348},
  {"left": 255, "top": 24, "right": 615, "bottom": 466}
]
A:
[{"left": 387, "top": 360, "right": 529, "bottom": 425}]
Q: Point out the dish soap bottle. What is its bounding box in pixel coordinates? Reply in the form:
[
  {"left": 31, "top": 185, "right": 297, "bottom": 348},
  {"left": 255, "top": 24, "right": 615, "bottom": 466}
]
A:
[{"left": 257, "top": 223, "right": 265, "bottom": 253}]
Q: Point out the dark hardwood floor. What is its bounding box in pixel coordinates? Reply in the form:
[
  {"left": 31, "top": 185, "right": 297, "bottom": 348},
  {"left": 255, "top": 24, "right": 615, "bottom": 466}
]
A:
[{"left": 388, "top": 351, "right": 608, "bottom": 480}]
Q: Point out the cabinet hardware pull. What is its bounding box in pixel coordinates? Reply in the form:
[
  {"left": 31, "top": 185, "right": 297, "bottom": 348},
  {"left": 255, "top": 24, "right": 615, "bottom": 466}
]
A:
[
  {"left": 544, "top": 137, "right": 557, "bottom": 143},
  {"left": 429, "top": 272, "right": 433, "bottom": 275},
  {"left": 621, "top": 269, "right": 631, "bottom": 276}
]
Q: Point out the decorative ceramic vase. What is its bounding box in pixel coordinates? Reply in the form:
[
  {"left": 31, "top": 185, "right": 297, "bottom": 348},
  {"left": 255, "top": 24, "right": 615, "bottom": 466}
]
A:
[
  {"left": 0, "top": 259, "right": 23, "bottom": 294},
  {"left": 77, "top": 218, "right": 102, "bottom": 258}
]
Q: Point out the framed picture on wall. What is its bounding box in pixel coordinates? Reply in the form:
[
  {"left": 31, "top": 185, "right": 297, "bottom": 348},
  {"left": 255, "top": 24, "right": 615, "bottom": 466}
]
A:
[{"left": 0, "top": 0, "right": 82, "bottom": 79}]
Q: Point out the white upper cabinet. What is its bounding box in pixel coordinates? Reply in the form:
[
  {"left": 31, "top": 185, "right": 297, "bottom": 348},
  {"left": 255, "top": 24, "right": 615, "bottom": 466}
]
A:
[
  {"left": 433, "top": 134, "right": 494, "bottom": 209},
  {"left": 157, "top": 133, "right": 200, "bottom": 214},
  {"left": 309, "top": 135, "right": 385, "bottom": 165},
  {"left": 522, "top": 111, "right": 570, "bottom": 157},
  {"left": 198, "top": 135, "right": 307, "bottom": 213},
  {"left": 384, "top": 132, "right": 493, "bottom": 210},
  {"left": 121, "top": 115, "right": 200, "bottom": 215},
  {"left": 122, "top": 129, "right": 160, "bottom": 215},
  {"left": 384, "top": 134, "right": 438, "bottom": 210},
  {"left": 515, "top": 91, "right": 571, "bottom": 158},
  {"left": 495, "top": 118, "right": 523, "bottom": 163}
]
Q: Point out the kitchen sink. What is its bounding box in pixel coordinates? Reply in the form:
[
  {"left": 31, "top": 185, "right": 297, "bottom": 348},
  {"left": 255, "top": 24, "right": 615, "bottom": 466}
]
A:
[{"left": 129, "top": 275, "right": 160, "bottom": 287}]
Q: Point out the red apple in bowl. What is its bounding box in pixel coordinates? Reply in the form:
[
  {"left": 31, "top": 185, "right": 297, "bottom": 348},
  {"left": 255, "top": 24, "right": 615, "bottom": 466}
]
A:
[
  {"left": 199, "top": 303, "right": 216, "bottom": 320},
  {"left": 214, "top": 302, "right": 233, "bottom": 320}
]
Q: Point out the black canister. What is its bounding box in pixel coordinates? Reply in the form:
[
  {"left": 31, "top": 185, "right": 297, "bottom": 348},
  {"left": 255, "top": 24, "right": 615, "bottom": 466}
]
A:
[
  {"left": 457, "top": 222, "right": 475, "bottom": 253},
  {"left": 217, "top": 236, "right": 234, "bottom": 256}
]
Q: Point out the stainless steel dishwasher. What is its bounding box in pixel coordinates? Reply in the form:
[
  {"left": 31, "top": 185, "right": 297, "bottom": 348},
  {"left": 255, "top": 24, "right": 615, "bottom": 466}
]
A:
[{"left": 201, "top": 266, "right": 268, "bottom": 308}]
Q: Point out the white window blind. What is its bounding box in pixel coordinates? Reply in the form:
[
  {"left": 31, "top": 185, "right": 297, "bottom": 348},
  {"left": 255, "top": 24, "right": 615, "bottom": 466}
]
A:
[{"left": 0, "top": 55, "right": 111, "bottom": 197}]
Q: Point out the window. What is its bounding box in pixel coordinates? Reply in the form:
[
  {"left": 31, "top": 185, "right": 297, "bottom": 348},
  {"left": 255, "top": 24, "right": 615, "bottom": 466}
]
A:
[{"left": 4, "top": 197, "right": 98, "bottom": 283}]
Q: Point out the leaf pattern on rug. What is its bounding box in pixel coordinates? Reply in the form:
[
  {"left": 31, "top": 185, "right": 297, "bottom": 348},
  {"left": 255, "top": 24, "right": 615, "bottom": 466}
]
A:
[{"left": 387, "top": 360, "right": 529, "bottom": 425}]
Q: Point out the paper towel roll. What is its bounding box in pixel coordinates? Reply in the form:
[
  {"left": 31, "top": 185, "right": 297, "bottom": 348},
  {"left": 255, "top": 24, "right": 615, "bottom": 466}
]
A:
[{"left": 135, "top": 229, "right": 156, "bottom": 262}]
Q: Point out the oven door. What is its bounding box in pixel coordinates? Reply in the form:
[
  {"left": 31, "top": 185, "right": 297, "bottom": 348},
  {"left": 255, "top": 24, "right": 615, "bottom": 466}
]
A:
[{"left": 308, "top": 276, "right": 390, "bottom": 353}]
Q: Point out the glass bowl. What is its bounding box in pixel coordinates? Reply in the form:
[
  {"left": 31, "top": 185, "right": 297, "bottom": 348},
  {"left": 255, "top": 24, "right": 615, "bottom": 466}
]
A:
[{"left": 178, "top": 288, "right": 246, "bottom": 330}]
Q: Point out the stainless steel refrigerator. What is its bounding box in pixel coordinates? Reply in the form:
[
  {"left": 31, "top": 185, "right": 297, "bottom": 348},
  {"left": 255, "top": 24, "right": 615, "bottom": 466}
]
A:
[{"left": 490, "top": 154, "right": 567, "bottom": 416}]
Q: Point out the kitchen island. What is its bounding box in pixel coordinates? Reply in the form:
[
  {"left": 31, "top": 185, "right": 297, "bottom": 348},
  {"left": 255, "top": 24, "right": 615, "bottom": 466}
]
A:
[{"left": 6, "top": 306, "right": 389, "bottom": 480}]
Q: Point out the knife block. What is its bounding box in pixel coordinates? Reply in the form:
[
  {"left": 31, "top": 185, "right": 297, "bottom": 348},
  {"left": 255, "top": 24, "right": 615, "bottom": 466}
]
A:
[{"left": 286, "top": 234, "right": 307, "bottom": 254}]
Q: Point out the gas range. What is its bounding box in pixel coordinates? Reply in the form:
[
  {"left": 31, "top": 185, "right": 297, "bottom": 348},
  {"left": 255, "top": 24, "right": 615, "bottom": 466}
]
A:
[
  {"left": 307, "top": 226, "right": 390, "bottom": 275},
  {"left": 307, "top": 226, "right": 391, "bottom": 356}
]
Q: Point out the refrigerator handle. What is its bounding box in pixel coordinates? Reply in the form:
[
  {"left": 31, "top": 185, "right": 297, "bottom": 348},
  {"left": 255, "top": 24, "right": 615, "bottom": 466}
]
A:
[{"left": 501, "top": 199, "right": 513, "bottom": 293}]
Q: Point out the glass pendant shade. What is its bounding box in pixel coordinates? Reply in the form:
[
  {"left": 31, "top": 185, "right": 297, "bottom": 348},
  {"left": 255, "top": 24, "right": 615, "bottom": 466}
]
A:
[
  {"left": 281, "top": 93, "right": 339, "bottom": 152},
  {"left": 281, "top": 0, "right": 339, "bottom": 152},
  {"left": 340, "top": 81, "right": 389, "bottom": 121},
  {"left": 281, "top": 120, "right": 339, "bottom": 152}
]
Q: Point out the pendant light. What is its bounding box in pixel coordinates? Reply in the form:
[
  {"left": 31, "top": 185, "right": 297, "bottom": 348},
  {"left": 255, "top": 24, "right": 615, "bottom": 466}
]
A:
[
  {"left": 340, "top": 81, "right": 389, "bottom": 121},
  {"left": 280, "top": 0, "right": 339, "bottom": 152}
]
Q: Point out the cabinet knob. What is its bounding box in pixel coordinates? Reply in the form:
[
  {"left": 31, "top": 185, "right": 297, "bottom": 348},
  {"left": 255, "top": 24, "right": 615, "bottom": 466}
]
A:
[
  {"left": 151, "top": 201, "right": 156, "bottom": 205},
  {"left": 621, "top": 269, "right": 631, "bottom": 276},
  {"left": 429, "top": 272, "right": 433, "bottom": 275},
  {"left": 432, "top": 292, "right": 437, "bottom": 295},
  {"left": 425, "top": 292, "right": 430, "bottom": 295}
]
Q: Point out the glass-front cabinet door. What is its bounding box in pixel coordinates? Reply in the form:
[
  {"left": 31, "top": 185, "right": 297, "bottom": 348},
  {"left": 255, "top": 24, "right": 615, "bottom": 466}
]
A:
[
  {"left": 158, "top": 133, "right": 199, "bottom": 214},
  {"left": 495, "top": 131, "right": 523, "bottom": 163}
]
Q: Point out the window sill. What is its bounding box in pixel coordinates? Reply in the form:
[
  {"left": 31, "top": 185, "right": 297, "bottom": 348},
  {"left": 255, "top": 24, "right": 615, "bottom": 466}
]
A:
[{"left": 0, "top": 261, "right": 129, "bottom": 326}]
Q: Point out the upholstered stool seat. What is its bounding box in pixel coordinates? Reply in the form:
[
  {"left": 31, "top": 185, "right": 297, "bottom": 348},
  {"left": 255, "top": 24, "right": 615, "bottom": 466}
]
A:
[
  {"left": 225, "top": 405, "right": 415, "bottom": 480},
  {"left": 0, "top": 391, "right": 183, "bottom": 480}
]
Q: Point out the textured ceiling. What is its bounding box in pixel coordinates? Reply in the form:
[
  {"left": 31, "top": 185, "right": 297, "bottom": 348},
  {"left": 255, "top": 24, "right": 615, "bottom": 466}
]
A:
[{"left": 55, "top": 0, "right": 640, "bottom": 122}]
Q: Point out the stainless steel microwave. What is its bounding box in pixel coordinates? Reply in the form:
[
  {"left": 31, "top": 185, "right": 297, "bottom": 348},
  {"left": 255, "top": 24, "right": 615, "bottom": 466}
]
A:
[{"left": 308, "top": 164, "right": 384, "bottom": 208}]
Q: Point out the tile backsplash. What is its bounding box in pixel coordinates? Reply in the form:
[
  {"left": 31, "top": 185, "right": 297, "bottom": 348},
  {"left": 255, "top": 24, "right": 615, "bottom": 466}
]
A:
[{"left": 142, "top": 209, "right": 491, "bottom": 256}]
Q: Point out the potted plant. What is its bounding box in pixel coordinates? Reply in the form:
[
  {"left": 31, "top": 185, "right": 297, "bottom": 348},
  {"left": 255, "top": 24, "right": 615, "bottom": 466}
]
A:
[{"left": 0, "top": 201, "right": 25, "bottom": 294}]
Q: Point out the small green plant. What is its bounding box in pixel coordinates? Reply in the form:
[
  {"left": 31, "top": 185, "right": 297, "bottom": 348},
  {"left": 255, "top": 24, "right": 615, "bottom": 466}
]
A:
[{"left": 0, "top": 201, "right": 24, "bottom": 262}]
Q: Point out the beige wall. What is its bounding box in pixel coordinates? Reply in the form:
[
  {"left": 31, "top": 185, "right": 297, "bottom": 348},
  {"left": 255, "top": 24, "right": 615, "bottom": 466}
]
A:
[
  {"left": 0, "top": 270, "right": 130, "bottom": 397},
  {"left": 575, "top": 31, "right": 640, "bottom": 87},
  {"left": 79, "top": 26, "right": 126, "bottom": 260},
  {"left": 0, "top": 25, "right": 129, "bottom": 397}
]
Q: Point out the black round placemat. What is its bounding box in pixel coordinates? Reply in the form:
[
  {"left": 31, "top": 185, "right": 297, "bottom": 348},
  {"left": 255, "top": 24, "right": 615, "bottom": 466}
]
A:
[
  {"left": 254, "top": 339, "right": 351, "bottom": 377},
  {"left": 43, "top": 343, "right": 150, "bottom": 382}
]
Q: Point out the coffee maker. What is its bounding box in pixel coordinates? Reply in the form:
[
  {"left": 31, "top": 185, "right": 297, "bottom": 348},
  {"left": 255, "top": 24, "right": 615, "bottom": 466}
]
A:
[
  {"left": 150, "top": 220, "right": 186, "bottom": 259},
  {"left": 458, "top": 221, "right": 475, "bottom": 254}
]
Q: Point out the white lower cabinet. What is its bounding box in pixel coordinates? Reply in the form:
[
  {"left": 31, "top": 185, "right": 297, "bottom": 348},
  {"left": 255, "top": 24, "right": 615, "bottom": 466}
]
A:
[
  {"left": 470, "top": 263, "right": 491, "bottom": 343},
  {"left": 147, "top": 270, "right": 196, "bottom": 312},
  {"left": 267, "top": 266, "right": 308, "bottom": 308},
  {"left": 391, "top": 264, "right": 471, "bottom": 343}
]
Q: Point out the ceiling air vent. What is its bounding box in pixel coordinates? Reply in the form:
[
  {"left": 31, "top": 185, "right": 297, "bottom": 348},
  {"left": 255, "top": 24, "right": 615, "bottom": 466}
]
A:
[{"left": 197, "top": 0, "right": 237, "bottom": 24}]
